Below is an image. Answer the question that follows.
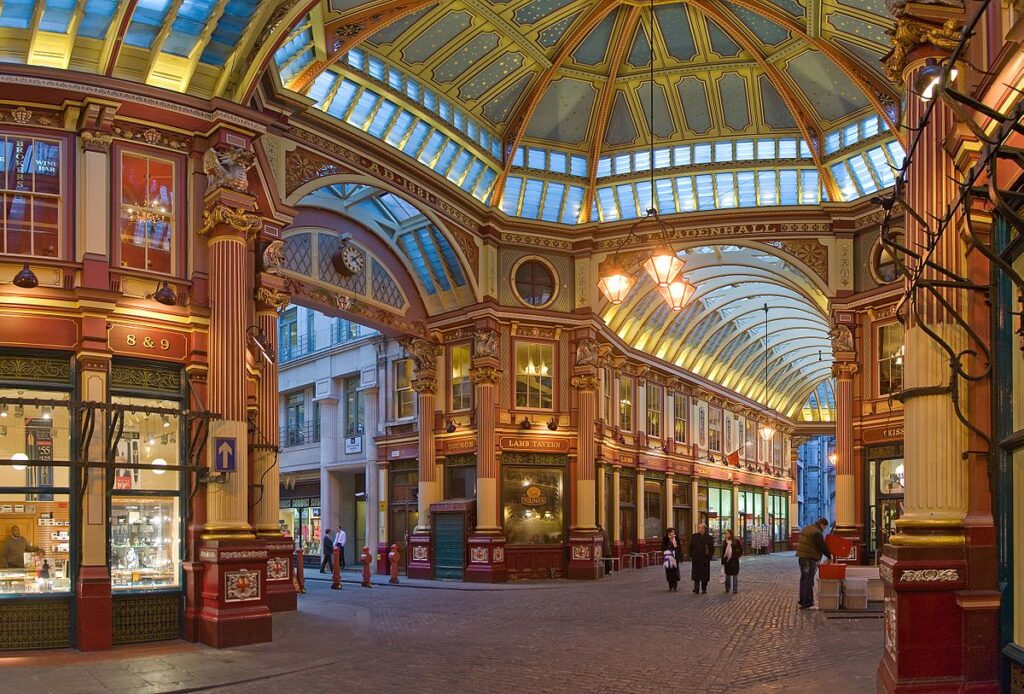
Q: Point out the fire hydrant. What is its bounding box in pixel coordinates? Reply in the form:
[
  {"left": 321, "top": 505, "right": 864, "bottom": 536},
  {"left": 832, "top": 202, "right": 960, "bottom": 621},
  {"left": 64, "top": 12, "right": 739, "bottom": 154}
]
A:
[
  {"left": 360, "top": 546, "right": 372, "bottom": 587},
  {"left": 331, "top": 546, "right": 342, "bottom": 590},
  {"left": 388, "top": 544, "right": 400, "bottom": 584}
]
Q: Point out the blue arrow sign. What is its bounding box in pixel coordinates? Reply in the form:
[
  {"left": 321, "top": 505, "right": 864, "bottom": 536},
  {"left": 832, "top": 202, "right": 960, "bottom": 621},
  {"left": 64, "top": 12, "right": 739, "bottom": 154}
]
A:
[{"left": 214, "top": 437, "right": 236, "bottom": 472}]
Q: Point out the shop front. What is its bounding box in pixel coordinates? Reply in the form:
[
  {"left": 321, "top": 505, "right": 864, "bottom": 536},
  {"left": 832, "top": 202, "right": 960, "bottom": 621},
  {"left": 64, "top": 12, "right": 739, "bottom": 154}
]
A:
[
  {"left": 768, "top": 491, "right": 790, "bottom": 551},
  {"left": 279, "top": 481, "right": 321, "bottom": 566},
  {"left": 737, "top": 485, "right": 765, "bottom": 551},
  {"left": 642, "top": 471, "right": 665, "bottom": 546},
  {"left": 701, "top": 480, "right": 733, "bottom": 552},
  {"left": 501, "top": 452, "right": 566, "bottom": 579},
  {"left": 865, "top": 442, "right": 904, "bottom": 561},
  {"left": 672, "top": 477, "right": 692, "bottom": 557},
  {"left": 387, "top": 460, "right": 418, "bottom": 575},
  {"left": 618, "top": 468, "right": 636, "bottom": 555}
]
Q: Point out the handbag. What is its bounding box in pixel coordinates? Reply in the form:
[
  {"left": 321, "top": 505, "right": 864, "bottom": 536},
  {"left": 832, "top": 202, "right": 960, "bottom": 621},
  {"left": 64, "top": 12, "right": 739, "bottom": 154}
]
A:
[{"left": 718, "top": 567, "right": 726, "bottom": 584}]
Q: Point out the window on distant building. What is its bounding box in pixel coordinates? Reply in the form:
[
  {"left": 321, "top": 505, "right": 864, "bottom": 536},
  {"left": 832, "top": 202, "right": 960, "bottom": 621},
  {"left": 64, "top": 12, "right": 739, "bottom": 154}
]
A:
[
  {"left": 878, "top": 323, "right": 904, "bottom": 397},
  {"left": 345, "top": 376, "right": 363, "bottom": 436},
  {"left": 394, "top": 359, "right": 414, "bottom": 419}
]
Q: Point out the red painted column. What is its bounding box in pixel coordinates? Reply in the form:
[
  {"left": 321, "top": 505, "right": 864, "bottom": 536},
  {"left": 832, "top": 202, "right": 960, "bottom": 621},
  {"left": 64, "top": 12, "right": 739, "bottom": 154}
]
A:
[
  {"left": 406, "top": 338, "right": 440, "bottom": 580},
  {"left": 567, "top": 331, "right": 603, "bottom": 579},
  {"left": 832, "top": 360, "right": 861, "bottom": 562}
]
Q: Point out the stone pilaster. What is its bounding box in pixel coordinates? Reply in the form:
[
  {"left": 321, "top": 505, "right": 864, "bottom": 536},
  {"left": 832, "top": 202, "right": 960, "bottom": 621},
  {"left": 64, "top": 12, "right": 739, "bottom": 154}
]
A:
[
  {"left": 832, "top": 359, "right": 862, "bottom": 561},
  {"left": 407, "top": 338, "right": 440, "bottom": 579},
  {"left": 568, "top": 365, "right": 601, "bottom": 579},
  {"left": 665, "top": 474, "right": 674, "bottom": 534}
]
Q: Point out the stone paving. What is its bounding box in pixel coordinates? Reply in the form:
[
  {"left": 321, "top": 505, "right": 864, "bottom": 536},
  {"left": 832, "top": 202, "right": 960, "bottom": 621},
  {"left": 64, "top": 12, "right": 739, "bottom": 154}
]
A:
[{"left": 0, "top": 552, "right": 881, "bottom": 693}]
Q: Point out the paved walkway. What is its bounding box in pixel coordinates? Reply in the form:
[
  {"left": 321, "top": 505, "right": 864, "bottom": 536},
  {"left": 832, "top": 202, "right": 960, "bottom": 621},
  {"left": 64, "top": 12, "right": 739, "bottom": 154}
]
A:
[{"left": 1, "top": 553, "right": 881, "bottom": 693}]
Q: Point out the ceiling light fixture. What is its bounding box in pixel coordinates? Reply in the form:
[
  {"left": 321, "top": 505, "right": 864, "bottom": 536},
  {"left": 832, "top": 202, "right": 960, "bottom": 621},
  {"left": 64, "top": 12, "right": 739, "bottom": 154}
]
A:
[
  {"left": 758, "top": 303, "right": 777, "bottom": 442},
  {"left": 151, "top": 458, "right": 168, "bottom": 475},
  {"left": 12, "top": 263, "right": 39, "bottom": 289},
  {"left": 11, "top": 452, "right": 28, "bottom": 471},
  {"left": 153, "top": 281, "right": 178, "bottom": 306},
  {"left": 914, "top": 57, "right": 957, "bottom": 101}
]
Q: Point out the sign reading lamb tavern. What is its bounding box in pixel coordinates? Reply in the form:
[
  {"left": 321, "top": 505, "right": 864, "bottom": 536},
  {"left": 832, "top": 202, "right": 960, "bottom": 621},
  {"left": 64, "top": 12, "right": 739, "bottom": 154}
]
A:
[{"left": 499, "top": 437, "right": 570, "bottom": 453}]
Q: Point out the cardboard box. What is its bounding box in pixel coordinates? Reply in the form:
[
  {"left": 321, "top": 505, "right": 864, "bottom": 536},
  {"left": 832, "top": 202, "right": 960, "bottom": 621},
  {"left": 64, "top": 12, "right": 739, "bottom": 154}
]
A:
[
  {"left": 818, "top": 578, "right": 842, "bottom": 596},
  {"left": 819, "top": 593, "right": 842, "bottom": 610},
  {"left": 845, "top": 577, "right": 868, "bottom": 595},
  {"left": 845, "top": 593, "right": 868, "bottom": 610}
]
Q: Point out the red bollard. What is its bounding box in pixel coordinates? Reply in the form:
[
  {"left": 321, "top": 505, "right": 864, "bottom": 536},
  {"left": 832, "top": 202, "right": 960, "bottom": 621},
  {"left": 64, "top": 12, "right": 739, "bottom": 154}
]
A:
[
  {"left": 360, "top": 546, "right": 372, "bottom": 587},
  {"left": 388, "top": 544, "right": 400, "bottom": 584},
  {"left": 331, "top": 546, "right": 342, "bottom": 590},
  {"left": 294, "top": 548, "right": 306, "bottom": 594}
]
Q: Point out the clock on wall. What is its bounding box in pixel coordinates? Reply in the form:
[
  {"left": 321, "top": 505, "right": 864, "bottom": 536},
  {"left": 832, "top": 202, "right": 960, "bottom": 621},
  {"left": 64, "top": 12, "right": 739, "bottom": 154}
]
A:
[{"left": 331, "top": 242, "right": 365, "bottom": 277}]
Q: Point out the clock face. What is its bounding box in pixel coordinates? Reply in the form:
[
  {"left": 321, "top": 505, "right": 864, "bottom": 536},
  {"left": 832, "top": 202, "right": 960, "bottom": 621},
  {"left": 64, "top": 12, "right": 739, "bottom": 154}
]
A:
[{"left": 332, "top": 244, "right": 365, "bottom": 277}]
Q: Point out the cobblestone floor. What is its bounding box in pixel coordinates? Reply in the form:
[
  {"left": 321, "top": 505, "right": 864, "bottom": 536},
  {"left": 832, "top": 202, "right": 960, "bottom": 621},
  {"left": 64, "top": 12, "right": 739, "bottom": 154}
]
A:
[{"left": 1, "top": 553, "right": 880, "bottom": 694}]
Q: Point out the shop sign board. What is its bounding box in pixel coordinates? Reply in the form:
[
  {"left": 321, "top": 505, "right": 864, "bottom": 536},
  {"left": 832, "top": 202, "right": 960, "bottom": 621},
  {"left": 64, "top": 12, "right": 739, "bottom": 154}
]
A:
[
  {"left": 214, "top": 437, "right": 236, "bottom": 472},
  {"left": 499, "top": 437, "right": 570, "bottom": 453},
  {"left": 862, "top": 424, "right": 904, "bottom": 444},
  {"left": 108, "top": 324, "right": 189, "bottom": 361},
  {"left": 345, "top": 436, "right": 362, "bottom": 454},
  {"left": 442, "top": 437, "right": 475, "bottom": 453}
]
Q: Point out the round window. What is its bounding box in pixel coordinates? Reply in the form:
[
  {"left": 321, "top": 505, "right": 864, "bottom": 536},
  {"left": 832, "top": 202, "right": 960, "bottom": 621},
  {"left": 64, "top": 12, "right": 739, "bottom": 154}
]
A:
[
  {"left": 513, "top": 259, "right": 557, "bottom": 307},
  {"left": 871, "top": 233, "right": 904, "bottom": 284}
]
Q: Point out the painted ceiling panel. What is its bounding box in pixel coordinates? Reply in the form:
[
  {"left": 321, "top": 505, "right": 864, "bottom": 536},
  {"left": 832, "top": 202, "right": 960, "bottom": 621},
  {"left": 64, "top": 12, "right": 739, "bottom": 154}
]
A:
[
  {"left": 572, "top": 11, "right": 616, "bottom": 66},
  {"left": 677, "top": 77, "right": 712, "bottom": 134},
  {"left": 766, "top": 0, "right": 805, "bottom": 17},
  {"left": 604, "top": 89, "right": 639, "bottom": 146},
  {"left": 758, "top": 75, "right": 798, "bottom": 129},
  {"left": 834, "top": 39, "right": 886, "bottom": 77},
  {"left": 627, "top": 22, "right": 652, "bottom": 69},
  {"left": 367, "top": 6, "right": 435, "bottom": 45},
  {"left": 513, "top": 0, "right": 576, "bottom": 24},
  {"left": 835, "top": 0, "right": 887, "bottom": 14},
  {"left": 725, "top": 3, "right": 790, "bottom": 46},
  {"left": 482, "top": 73, "right": 533, "bottom": 124},
  {"left": 826, "top": 12, "right": 890, "bottom": 45},
  {"left": 705, "top": 18, "right": 743, "bottom": 58},
  {"left": 654, "top": 4, "right": 697, "bottom": 62},
  {"left": 525, "top": 77, "right": 598, "bottom": 144},
  {"left": 539, "top": 11, "right": 581, "bottom": 48},
  {"left": 459, "top": 52, "right": 525, "bottom": 101},
  {"left": 718, "top": 73, "right": 751, "bottom": 132},
  {"left": 637, "top": 82, "right": 675, "bottom": 139},
  {"left": 401, "top": 11, "right": 472, "bottom": 65},
  {"left": 432, "top": 33, "right": 500, "bottom": 84},
  {"left": 785, "top": 51, "right": 869, "bottom": 122}
]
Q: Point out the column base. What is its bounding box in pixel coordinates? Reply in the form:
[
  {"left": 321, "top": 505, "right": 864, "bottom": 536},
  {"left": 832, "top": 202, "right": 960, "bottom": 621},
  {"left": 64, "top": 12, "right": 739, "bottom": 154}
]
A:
[
  {"left": 263, "top": 537, "right": 298, "bottom": 613},
  {"left": 566, "top": 532, "right": 603, "bottom": 580},
  {"left": 407, "top": 532, "right": 432, "bottom": 580},
  {"left": 183, "top": 558, "right": 204, "bottom": 643},
  {"left": 76, "top": 565, "right": 112, "bottom": 651},
  {"left": 465, "top": 534, "right": 507, "bottom": 583},
  {"left": 194, "top": 539, "right": 273, "bottom": 648},
  {"left": 376, "top": 542, "right": 390, "bottom": 575},
  {"left": 832, "top": 524, "right": 864, "bottom": 564}
]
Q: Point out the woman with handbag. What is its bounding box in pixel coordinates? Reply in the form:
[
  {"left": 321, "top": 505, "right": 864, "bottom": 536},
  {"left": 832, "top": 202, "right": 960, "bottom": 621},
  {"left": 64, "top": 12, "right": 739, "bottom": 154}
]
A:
[
  {"left": 660, "top": 527, "right": 683, "bottom": 592},
  {"left": 721, "top": 529, "right": 743, "bottom": 594}
]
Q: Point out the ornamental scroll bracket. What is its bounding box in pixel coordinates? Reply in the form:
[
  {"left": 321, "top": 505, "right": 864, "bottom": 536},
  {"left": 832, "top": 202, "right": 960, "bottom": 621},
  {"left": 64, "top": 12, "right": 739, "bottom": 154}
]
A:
[{"left": 199, "top": 203, "right": 263, "bottom": 241}]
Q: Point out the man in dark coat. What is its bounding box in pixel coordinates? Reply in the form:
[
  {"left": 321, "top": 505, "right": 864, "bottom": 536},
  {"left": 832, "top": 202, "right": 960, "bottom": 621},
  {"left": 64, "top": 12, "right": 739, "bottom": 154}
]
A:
[
  {"left": 687, "top": 523, "right": 715, "bottom": 594},
  {"left": 319, "top": 528, "right": 334, "bottom": 573},
  {"left": 796, "top": 517, "right": 832, "bottom": 608}
]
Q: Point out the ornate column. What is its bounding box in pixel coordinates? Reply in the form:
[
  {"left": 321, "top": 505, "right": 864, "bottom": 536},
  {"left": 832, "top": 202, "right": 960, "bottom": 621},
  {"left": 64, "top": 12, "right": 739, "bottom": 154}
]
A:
[
  {"left": 362, "top": 385, "right": 380, "bottom": 574},
  {"left": 691, "top": 476, "right": 701, "bottom": 542},
  {"left": 636, "top": 468, "right": 646, "bottom": 553},
  {"left": 195, "top": 144, "right": 271, "bottom": 648},
  {"left": 597, "top": 465, "right": 608, "bottom": 532},
  {"left": 831, "top": 340, "right": 861, "bottom": 561},
  {"left": 253, "top": 283, "right": 296, "bottom": 612},
  {"left": 568, "top": 361, "right": 602, "bottom": 578},
  {"left": 467, "top": 326, "right": 507, "bottom": 582},
  {"left": 878, "top": 3, "right": 997, "bottom": 690},
  {"left": 405, "top": 338, "right": 440, "bottom": 579},
  {"left": 612, "top": 464, "right": 622, "bottom": 555}
]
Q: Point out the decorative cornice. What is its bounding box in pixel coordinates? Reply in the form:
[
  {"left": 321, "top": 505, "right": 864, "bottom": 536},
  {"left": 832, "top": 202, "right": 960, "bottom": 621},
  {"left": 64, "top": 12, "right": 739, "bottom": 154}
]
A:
[
  {"left": 883, "top": 12, "right": 962, "bottom": 82},
  {"left": 255, "top": 287, "right": 290, "bottom": 311},
  {"left": 80, "top": 131, "right": 112, "bottom": 153},
  {"left": 113, "top": 123, "right": 193, "bottom": 151},
  {"left": 469, "top": 365, "right": 502, "bottom": 384}
]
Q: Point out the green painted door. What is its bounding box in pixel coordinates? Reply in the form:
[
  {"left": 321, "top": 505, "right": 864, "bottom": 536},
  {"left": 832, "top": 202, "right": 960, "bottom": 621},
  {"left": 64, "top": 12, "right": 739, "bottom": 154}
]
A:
[{"left": 434, "top": 512, "right": 464, "bottom": 580}]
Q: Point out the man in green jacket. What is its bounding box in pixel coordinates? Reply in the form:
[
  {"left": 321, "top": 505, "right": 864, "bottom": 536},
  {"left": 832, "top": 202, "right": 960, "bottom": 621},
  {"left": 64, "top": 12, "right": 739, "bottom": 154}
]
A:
[{"left": 796, "top": 517, "right": 832, "bottom": 609}]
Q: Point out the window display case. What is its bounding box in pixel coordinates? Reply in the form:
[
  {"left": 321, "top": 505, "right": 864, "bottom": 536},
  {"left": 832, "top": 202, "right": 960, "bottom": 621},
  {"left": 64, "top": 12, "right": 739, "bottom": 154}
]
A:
[{"left": 110, "top": 497, "right": 179, "bottom": 590}]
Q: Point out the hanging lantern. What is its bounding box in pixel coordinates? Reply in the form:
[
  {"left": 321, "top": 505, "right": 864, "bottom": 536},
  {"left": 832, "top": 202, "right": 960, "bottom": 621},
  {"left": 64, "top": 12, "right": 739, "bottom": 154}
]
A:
[
  {"left": 642, "top": 244, "right": 683, "bottom": 287},
  {"left": 658, "top": 277, "right": 696, "bottom": 311},
  {"left": 758, "top": 422, "right": 776, "bottom": 441},
  {"left": 597, "top": 257, "right": 635, "bottom": 305}
]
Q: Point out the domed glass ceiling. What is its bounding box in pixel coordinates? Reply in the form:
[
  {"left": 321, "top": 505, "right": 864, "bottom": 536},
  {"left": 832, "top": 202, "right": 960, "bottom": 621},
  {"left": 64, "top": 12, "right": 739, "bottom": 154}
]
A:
[{"left": 275, "top": 0, "right": 903, "bottom": 224}]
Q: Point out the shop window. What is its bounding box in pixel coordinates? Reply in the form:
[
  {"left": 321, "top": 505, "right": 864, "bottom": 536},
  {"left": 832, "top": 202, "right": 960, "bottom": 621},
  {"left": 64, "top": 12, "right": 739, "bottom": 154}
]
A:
[
  {"left": 645, "top": 383, "right": 662, "bottom": 438},
  {"left": 512, "top": 258, "right": 556, "bottom": 307},
  {"left": 284, "top": 392, "right": 306, "bottom": 445},
  {"left": 345, "top": 377, "right": 363, "bottom": 436},
  {"left": 879, "top": 458, "right": 905, "bottom": 495},
  {"left": 602, "top": 369, "right": 612, "bottom": 423},
  {"left": 673, "top": 393, "right": 687, "bottom": 443},
  {"left": 446, "top": 464, "right": 476, "bottom": 499},
  {"left": 708, "top": 406, "right": 722, "bottom": 452},
  {"left": 119, "top": 151, "right": 175, "bottom": 274},
  {"left": 878, "top": 323, "right": 904, "bottom": 397},
  {"left": 515, "top": 342, "right": 553, "bottom": 410},
  {"left": 619, "top": 375, "right": 633, "bottom": 431},
  {"left": 503, "top": 466, "right": 563, "bottom": 545},
  {"left": 643, "top": 480, "right": 663, "bottom": 539},
  {"left": 706, "top": 484, "right": 732, "bottom": 544},
  {"left": 773, "top": 436, "right": 782, "bottom": 469},
  {"left": 0, "top": 390, "right": 72, "bottom": 595},
  {"left": 0, "top": 133, "right": 62, "bottom": 258},
  {"left": 450, "top": 343, "right": 471, "bottom": 412},
  {"left": 394, "top": 359, "right": 414, "bottom": 419},
  {"left": 109, "top": 395, "right": 182, "bottom": 591}
]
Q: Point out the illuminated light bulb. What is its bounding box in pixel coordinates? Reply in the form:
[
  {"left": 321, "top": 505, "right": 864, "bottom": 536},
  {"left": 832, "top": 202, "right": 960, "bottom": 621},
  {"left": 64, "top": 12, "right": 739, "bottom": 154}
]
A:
[
  {"left": 42, "top": 406, "right": 52, "bottom": 420},
  {"left": 597, "top": 259, "right": 635, "bottom": 305},
  {"left": 11, "top": 452, "right": 28, "bottom": 471},
  {"left": 658, "top": 277, "right": 696, "bottom": 311},
  {"left": 151, "top": 458, "right": 167, "bottom": 475},
  {"left": 758, "top": 423, "right": 776, "bottom": 441},
  {"left": 642, "top": 245, "right": 684, "bottom": 287}
]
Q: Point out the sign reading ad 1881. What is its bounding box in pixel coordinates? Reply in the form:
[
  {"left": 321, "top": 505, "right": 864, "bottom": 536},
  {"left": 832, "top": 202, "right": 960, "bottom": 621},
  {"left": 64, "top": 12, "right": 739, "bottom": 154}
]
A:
[{"left": 499, "top": 437, "right": 570, "bottom": 453}]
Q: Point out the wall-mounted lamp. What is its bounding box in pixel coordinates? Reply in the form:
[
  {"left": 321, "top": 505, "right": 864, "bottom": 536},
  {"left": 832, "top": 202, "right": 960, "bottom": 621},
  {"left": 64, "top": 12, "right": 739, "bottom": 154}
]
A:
[
  {"left": 41, "top": 406, "right": 52, "bottom": 420},
  {"left": 151, "top": 458, "right": 168, "bottom": 475},
  {"left": 828, "top": 452, "right": 838, "bottom": 467},
  {"left": 12, "top": 264, "right": 38, "bottom": 289},
  {"left": 914, "top": 57, "right": 957, "bottom": 101},
  {"left": 446, "top": 420, "right": 457, "bottom": 434},
  {"left": 546, "top": 417, "right": 558, "bottom": 431},
  {"left": 0, "top": 404, "right": 7, "bottom": 418},
  {"left": 11, "top": 452, "right": 28, "bottom": 471},
  {"left": 520, "top": 417, "right": 532, "bottom": 430},
  {"left": 152, "top": 281, "right": 178, "bottom": 306},
  {"left": 14, "top": 405, "right": 23, "bottom": 419},
  {"left": 162, "top": 414, "right": 170, "bottom": 428}
]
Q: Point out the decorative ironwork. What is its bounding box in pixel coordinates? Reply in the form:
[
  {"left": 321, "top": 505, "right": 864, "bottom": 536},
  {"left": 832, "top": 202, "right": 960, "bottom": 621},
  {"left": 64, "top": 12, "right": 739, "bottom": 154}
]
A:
[
  {"left": 0, "top": 598, "right": 71, "bottom": 649},
  {"left": 499, "top": 452, "right": 568, "bottom": 467},
  {"left": 0, "top": 356, "right": 71, "bottom": 383},
  {"left": 110, "top": 364, "right": 181, "bottom": 394},
  {"left": 390, "top": 459, "right": 418, "bottom": 472},
  {"left": 112, "top": 593, "right": 181, "bottom": 644},
  {"left": 444, "top": 453, "right": 476, "bottom": 467}
]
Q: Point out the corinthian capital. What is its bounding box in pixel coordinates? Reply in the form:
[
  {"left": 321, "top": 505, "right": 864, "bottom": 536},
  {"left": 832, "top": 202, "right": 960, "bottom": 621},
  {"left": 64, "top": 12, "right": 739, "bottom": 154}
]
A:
[
  {"left": 411, "top": 377, "right": 437, "bottom": 395},
  {"left": 200, "top": 202, "right": 263, "bottom": 240},
  {"left": 469, "top": 365, "right": 501, "bottom": 384},
  {"left": 571, "top": 375, "right": 598, "bottom": 391}
]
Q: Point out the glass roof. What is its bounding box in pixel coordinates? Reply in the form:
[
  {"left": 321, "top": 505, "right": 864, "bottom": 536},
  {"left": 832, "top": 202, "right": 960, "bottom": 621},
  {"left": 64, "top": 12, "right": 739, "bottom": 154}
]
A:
[
  {"left": 275, "top": 0, "right": 903, "bottom": 223},
  {"left": 602, "top": 244, "right": 832, "bottom": 417}
]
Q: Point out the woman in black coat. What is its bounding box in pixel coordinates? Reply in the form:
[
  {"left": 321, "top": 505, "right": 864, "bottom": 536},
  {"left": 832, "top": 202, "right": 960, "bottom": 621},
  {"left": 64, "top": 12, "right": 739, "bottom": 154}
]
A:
[
  {"left": 721, "top": 529, "right": 743, "bottom": 594},
  {"left": 687, "top": 523, "right": 715, "bottom": 594},
  {"left": 660, "top": 528, "right": 683, "bottom": 592}
]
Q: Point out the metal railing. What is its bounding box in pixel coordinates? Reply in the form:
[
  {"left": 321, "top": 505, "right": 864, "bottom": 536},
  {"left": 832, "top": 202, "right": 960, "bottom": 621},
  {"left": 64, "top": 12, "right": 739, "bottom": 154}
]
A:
[
  {"left": 278, "top": 322, "right": 376, "bottom": 365},
  {"left": 280, "top": 422, "right": 320, "bottom": 448}
]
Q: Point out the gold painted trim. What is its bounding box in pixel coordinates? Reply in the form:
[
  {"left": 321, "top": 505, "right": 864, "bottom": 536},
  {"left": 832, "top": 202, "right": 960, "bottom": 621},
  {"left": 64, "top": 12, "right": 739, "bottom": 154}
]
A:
[
  {"left": 201, "top": 532, "right": 258, "bottom": 540},
  {"left": 894, "top": 518, "right": 964, "bottom": 529},
  {"left": 888, "top": 533, "right": 965, "bottom": 547}
]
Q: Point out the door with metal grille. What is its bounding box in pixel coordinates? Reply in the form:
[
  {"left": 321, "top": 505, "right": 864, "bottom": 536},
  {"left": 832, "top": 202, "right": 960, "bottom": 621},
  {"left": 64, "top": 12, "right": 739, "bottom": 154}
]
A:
[{"left": 433, "top": 512, "right": 464, "bottom": 580}]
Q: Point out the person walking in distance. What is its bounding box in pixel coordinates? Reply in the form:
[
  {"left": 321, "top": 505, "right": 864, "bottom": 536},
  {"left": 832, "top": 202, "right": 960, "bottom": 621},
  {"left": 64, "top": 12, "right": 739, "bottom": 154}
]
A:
[
  {"left": 796, "top": 517, "right": 832, "bottom": 609},
  {"left": 688, "top": 523, "right": 715, "bottom": 594},
  {"left": 597, "top": 523, "right": 612, "bottom": 577},
  {"left": 333, "top": 527, "right": 348, "bottom": 570},
  {"left": 660, "top": 527, "right": 683, "bottom": 592},
  {"left": 319, "top": 528, "right": 334, "bottom": 573},
  {"left": 721, "top": 529, "right": 743, "bottom": 594}
]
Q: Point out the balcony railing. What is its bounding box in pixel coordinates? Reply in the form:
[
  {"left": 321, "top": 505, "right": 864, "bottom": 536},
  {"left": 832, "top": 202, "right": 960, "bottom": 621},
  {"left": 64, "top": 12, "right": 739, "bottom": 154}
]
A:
[
  {"left": 278, "top": 321, "right": 377, "bottom": 364},
  {"left": 280, "top": 422, "right": 320, "bottom": 448}
]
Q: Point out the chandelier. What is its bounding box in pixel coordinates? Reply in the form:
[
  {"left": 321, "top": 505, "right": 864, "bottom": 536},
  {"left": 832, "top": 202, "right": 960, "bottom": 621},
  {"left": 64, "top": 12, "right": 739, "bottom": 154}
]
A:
[
  {"left": 124, "top": 173, "right": 169, "bottom": 226},
  {"left": 597, "top": 0, "right": 694, "bottom": 309}
]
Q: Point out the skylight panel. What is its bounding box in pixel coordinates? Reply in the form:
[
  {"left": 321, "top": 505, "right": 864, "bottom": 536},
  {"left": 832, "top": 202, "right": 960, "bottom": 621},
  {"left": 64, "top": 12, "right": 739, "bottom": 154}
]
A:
[
  {"left": 417, "top": 131, "right": 445, "bottom": 166},
  {"left": 473, "top": 169, "right": 498, "bottom": 201},
  {"left": 597, "top": 187, "right": 619, "bottom": 221},
  {"left": 693, "top": 144, "right": 712, "bottom": 165},
  {"left": 735, "top": 141, "right": 754, "bottom": 161},
  {"left": 847, "top": 154, "right": 878, "bottom": 194},
  {"left": 367, "top": 100, "right": 398, "bottom": 138},
  {"left": 830, "top": 162, "right": 857, "bottom": 201},
  {"left": 800, "top": 170, "right": 819, "bottom": 204},
  {"left": 886, "top": 140, "right": 906, "bottom": 171},
  {"left": 824, "top": 132, "right": 841, "bottom": 155},
  {"left": 549, "top": 151, "right": 567, "bottom": 174},
  {"left": 438, "top": 99, "right": 452, "bottom": 122},
  {"left": 367, "top": 56, "right": 386, "bottom": 80},
  {"left": 402, "top": 122, "right": 430, "bottom": 156},
  {"left": 422, "top": 89, "right": 437, "bottom": 110},
  {"left": 433, "top": 141, "right": 460, "bottom": 174},
  {"left": 512, "top": 147, "right": 525, "bottom": 167},
  {"left": 308, "top": 72, "right": 338, "bottom": 105},
  {"left": 379, "top": 193, "right": 420, "bottom": 220},
  {"left": 325, "top": 79, "right": 358, "bottom": 118},
  {"left": 634, "top": 150, "right": 651, "bottom": 172},
  {"left": 756, "top": 139, "right": 775, "bottom": 160},
  {"left": 387, "top": 67, "right": 404, "bottom": 91},
  {"left": 405, "top": 79, "right": 420, "bottom": 101},
  {"left": 347, "top": 49, "right": 365, "bottom": 71},
  {"left": 521, "top": 179, "right": 544, "bottom": 218},
  {"left": 570, "top": 156, "right": 588, "bottom": 177},
  {"left": 736, "top": 171, "right": 756, "bottom": 207},
  {"left": 527, "top": 148, "right": 546, "bottom": 170},
  {"left": 597, "top": 157, "right": 612, "bottom": 178},
  {"left": 695, "top": 174, "right": 715, "bottom": 210},
  {"left": 757, "top": 171, "right": 777, "bottom": 206},
  {"left": 716, "top": 172, "right": 736, "bottom": 208},
  {"left": 862, "top": 116, "right": 879, "bottom": 139},
  {"left": 673, "top": 146, "right": 691, "bottom": 166},
  {"left": 616, "top": 184, "right": 638, "bottom": 218},
  {"left": 453, "top": 111, "right": 466, "bottom": 131},
  {"left": 842, "top": 123, "right": 859, "bottom": 147},
  {"left": 654, "top": 147, "right": 672, "bottom": 169},
  {"left": 541, "top": 182, "right": 565, "bottom": 222},
  {"left": 635, "top": 180, "right": 653, "bottom": 213},
  {"left": 562, "top": 186, "right": 585, "bottom": 224},
  {"left": 778, "top": 139, "right": 797, "bottom": 159},
  {"left": 448, "top": 150, "right": 473, "bottom": 182},
  {"left": 779, "top": 169, "right": 799, "bottom": 205},
  {"left": 866, "top": 147, "right": 895, "bottom": 187},
  {"left": 501, "top": 177, "right": 524, "bottom": 215},
  {"left": 614, "top": 154, "right": 631, "bottom": 175},
  {"left": 347, "top": 91, "right": 379, "bottom": 128},
  {"left": 800, "top": 141, "right": 812, "bottom": 159},
  {"left": 675, "top": 177, "right": 696, "bottom": 212},
  {"left": 656, "top": 179, "right": 676, "bottom": 214},
  {"left": 714, "top": 141, "right": 733, "bottom": 163},
  {"left": 384, "top": 111, "right": 415, "bottom": 147}
]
